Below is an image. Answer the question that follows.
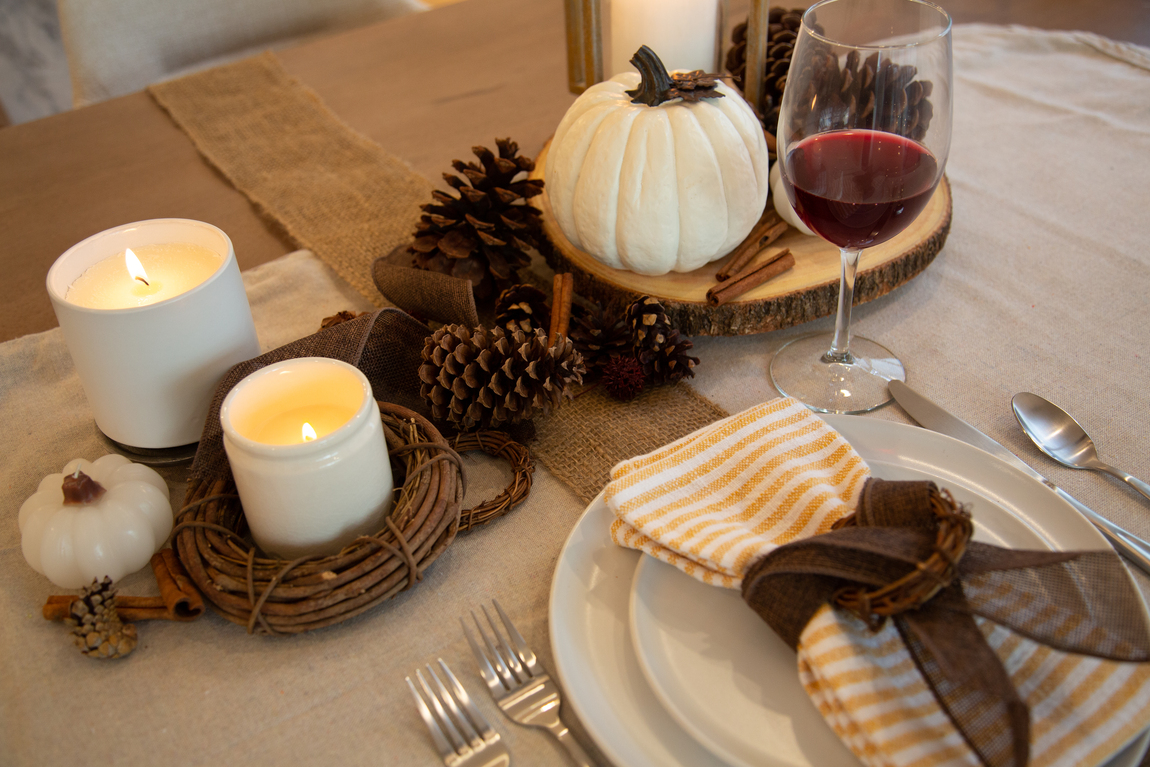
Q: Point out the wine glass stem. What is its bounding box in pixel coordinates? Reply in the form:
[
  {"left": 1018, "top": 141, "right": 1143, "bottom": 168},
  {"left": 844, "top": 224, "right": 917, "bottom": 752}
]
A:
[{"left": 825, "top": 247, "right": 861, "bottom": 364}]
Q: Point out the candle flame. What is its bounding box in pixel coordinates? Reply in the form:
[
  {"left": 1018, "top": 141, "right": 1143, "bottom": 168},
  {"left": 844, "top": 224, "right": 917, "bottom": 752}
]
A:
[
  {"left": 125, "top": 248, "right": 150, "bottom": 286},
  {"left": 302, "top": 422, "right": 317, "bottom": 442}
]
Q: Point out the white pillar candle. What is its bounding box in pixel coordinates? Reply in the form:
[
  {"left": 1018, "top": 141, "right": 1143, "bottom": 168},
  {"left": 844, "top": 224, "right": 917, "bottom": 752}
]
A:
[
  {"left": 46, "top": 219, "right": 261, "bottom": 449},
  {"left": 609, "top": 0, "right": 722, "bottom": 78},
  {"left": 220, "top": 358, "right": 394, "bottom": 560}
]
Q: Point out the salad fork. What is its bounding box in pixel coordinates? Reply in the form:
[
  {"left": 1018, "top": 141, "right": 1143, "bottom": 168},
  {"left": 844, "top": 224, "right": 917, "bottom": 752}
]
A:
[
  {"left": 406, "top": 658, "right": 511, "bottom": 767},
  {"left": 463, "top": 600, "right": 595, "bottom": 767}
]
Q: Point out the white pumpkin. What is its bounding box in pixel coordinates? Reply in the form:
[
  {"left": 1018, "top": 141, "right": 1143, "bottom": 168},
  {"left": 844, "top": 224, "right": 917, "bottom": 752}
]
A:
[
  {"left": 546, "top": 51, "right": 770, "bottom": 276},
  {"left": 19, "top": 454, "right": 172, "bottom": 588},
  {"left": 770, "top": 161, "right": 816, "bottom": 236}
]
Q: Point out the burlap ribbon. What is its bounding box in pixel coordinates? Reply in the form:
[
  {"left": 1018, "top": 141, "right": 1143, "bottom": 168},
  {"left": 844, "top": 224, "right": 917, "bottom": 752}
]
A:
[
  {"left": 742, "top": 478, "right": 1150, "bottom": 767},
  {"left": 189, "top": 309, "right": 430, "bottom": 483}
]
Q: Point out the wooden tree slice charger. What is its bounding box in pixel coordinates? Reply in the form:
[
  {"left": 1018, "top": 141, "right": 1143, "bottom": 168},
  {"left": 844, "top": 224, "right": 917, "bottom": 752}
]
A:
[{"left": 530, "top": 139, "right": 951, "bottom": 336}]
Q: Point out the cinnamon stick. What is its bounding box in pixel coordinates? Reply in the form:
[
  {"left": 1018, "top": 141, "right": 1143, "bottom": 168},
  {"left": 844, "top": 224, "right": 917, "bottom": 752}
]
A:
[
  {"left": 153, "top": 547, "right": 204, "bottom": 620},
  {"left": 715, "top": 211, "right": 788, "bottom": 281},
  {"left": 548, "top": 273, "right": 564, "bottom": 345},
  {"left": 549, "top": 273, "right": 574, "bottom": 345},
  {"left": 43, "top": 549, "right": 205, "bottom": 622},
  {"left": 706, "top": 248, "right": 795, "bottom": 307},
  {"left": 558, "top": 273, "right": 574, "bottom": 339}
]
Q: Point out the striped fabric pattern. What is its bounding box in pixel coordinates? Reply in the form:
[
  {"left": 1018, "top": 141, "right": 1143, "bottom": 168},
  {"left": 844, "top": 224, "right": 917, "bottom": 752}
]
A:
[
  {"left": 605, "top": 398, "right": 1150, "bottom": 767},
  {"left": 798, "top": 604, "right": 1150, "bottom": 767},
  {"left": 606, "top": 397, "right": 870, "bottom": 588}
]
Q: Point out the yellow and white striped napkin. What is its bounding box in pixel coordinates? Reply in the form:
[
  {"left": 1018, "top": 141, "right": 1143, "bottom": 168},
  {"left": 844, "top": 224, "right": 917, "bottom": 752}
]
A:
[
  {"left": 606, "top": 397, "right": 869, "bottom": 589},
  {"left": 605, "top": 397, "right": 1150, "bottom": 767},
  {"left": 800, "top": 604, "right": 1150, "bottom": 767}
]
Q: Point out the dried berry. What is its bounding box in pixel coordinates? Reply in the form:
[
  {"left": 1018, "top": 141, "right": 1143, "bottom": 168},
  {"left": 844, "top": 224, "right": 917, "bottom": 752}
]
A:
[{"left": 602, "top": 356, "right": 646, "bottom": 401}]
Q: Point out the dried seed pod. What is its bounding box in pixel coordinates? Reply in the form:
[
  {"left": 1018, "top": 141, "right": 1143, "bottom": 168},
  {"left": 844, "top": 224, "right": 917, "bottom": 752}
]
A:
[{"left": 602, "top": 355, "right": 646, "bottom": 401}]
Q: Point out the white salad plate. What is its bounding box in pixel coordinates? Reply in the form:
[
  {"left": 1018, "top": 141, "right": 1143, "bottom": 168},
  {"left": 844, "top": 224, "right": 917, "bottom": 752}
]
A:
[{"left": 549, "top": 415, "right": 1150, "bottom": 767}]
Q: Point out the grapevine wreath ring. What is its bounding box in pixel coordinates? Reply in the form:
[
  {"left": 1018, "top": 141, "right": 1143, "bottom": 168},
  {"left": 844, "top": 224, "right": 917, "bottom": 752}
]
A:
[
  {"left": 451, "top": 430, "right": 534, "bottom": 530},
  {"left": 174, "top": 403, "right": 465, "bottom": 635}
]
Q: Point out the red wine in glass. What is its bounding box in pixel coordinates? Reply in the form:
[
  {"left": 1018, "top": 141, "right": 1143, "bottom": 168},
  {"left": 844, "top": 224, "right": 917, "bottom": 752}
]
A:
[
  {"left": 785, "top": 129, "right": 939, "bottom": 249},
  {"left": 769, "top": 0, "right": 951, "bottom": 415}
]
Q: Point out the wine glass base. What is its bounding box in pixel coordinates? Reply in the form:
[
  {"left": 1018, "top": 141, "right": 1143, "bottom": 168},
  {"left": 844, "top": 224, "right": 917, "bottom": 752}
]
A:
[{"left": 769, "top": 334, "right": 906, "bottom": 414}]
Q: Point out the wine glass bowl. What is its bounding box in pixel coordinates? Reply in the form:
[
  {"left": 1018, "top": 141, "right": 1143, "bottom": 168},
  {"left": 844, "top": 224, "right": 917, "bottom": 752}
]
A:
[{"left": 769, "top": 0, "right": 952, "bottom": 413}]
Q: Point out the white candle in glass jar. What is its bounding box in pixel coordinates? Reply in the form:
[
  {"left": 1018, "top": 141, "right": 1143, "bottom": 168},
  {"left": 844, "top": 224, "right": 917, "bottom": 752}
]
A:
[
  {"left": 66, "top": 243, "right": 223, "bottom": 309},
  {"left": 609, "top": 0, "right": 722, "bottom": 78},
  {"left": 220, "top": 358, "right": 394, "bottom": 560},
  {"left": 47, "top": 219, "right": 261, "bottom": 449}
]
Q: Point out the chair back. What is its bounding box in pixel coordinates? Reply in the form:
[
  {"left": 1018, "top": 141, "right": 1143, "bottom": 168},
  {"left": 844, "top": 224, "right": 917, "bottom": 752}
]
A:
[{"left": 58, "top": 0, "right": 426, "bottom": 106}]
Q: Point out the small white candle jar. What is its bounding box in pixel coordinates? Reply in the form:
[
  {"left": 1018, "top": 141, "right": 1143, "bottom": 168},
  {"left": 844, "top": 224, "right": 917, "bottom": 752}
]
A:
[
  {"left": 47, "top": 219, "right": 261, "bottom": 449},
  {"left": 219, "top": 358, "right": 394, "bottom": 560}
]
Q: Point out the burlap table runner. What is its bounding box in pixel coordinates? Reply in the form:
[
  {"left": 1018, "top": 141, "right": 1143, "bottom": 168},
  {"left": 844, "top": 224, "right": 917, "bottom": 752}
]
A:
[
  {"left": 149, "top": 52, "right": 432, "bottom": 308},
  {"left": 148, "top": 53, "right": 729, "bottom": 502}
]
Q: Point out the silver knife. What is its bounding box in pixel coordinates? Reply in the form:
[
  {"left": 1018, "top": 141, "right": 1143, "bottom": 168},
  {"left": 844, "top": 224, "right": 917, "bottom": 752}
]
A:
[{"left": 888, "top": 380, "right": 1150, "bottom": 575}]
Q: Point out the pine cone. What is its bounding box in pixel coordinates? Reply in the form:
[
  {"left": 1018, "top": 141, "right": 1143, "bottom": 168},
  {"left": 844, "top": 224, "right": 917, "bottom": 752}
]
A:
[
  {"left": 727, "top": 9, "right": 934, "bottom": 141},
  {"left": 569, "top": 302, "right": 629, "bottom": 374},
  {"left": 418, "top": 325, "right": 585, "bottom": 431},
  {"left": 790, "top": 49, "right": 934, "bottom": 141},
  {"left": 495, "top": 284, "right": 550, "bottom": 335},
  {"left": 319, "top": 310, "right": 365, "bottom": 331},
  {"left": 602, "top": 355, "right": 646, "bottom": 401},
  {"left": 726, "top": 8, "right": 803, "bottom": 133},
  {"left": 624, "top": 296, "right": 700, "bottom": 385},
  {"left": 625, "top": 296, "right": 673, "bottom": 354},
  {"left": 409, "top": 138, "right": 544, "bottom": 302},
  {"left": 66, "top": 577, "right": 137, "bottom": 659},
  {"left": 637, "top": 327, "right": 699, "bottom": 385}
]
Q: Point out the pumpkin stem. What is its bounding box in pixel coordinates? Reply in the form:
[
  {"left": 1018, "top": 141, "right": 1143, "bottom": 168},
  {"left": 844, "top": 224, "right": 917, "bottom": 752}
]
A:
[
  {"left": 626, "top": 46, "right": 676, "bottom": 106},
  {"left": 63, "top": 469, "right": 106, "bottom": 505}
]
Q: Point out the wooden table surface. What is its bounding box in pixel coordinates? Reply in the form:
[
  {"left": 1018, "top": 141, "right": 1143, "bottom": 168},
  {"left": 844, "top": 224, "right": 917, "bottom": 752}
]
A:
[{"left": 1, "top": 0, "right": 1145, "bottom": 344}]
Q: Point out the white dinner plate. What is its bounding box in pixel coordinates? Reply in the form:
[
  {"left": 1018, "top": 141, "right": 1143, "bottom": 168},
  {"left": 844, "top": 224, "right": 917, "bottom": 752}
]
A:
[{"left": 549, "top": 415, "right": 1150, "bottom": 767}]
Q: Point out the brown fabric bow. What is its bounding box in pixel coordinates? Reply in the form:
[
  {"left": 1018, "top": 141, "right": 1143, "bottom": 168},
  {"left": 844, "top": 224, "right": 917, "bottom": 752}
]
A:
[
  {"left": 189, "top": 308, "right": 431, "bottom": 483},
  {"left": 742, "top": 478, "right": 1150, "bottom": 767}
]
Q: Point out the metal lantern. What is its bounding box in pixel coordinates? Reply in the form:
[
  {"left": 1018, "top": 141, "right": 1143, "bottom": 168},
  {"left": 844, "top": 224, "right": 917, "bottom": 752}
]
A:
[
  {"left": 563, "top": 0, "right": 771, "bottom": 112},
  {"left": 564, "top": 0, "right": 603, "bottom": 95}
]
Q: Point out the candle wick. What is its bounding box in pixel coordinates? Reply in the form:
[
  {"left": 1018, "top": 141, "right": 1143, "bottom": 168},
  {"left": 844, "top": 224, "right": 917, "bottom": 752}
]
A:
[{"left": 135, "top": 276, "right": 150, "bottom": 286}]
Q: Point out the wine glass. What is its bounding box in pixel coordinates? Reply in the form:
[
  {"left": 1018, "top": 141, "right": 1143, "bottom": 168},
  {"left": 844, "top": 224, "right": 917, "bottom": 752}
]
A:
[{"left": 769, "top": 0, "right": 952, "bottom": 413}]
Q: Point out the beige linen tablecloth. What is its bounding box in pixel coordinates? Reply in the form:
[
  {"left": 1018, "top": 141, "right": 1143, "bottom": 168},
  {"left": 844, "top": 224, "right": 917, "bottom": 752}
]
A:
[{"left": 2, "top": 26, "right": 1149, "bottom": 767}]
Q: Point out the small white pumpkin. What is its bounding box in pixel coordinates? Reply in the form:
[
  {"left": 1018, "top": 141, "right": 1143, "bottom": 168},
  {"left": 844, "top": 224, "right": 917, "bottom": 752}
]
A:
[
  {"left": 19, "top": 454, "right": 172, "bottom": 588},
  {"left": 546, "top": 46, "right": 770, "bottom": 276},
  {"left": 770, "top": 161, "right": 815, "bottom": 236}
]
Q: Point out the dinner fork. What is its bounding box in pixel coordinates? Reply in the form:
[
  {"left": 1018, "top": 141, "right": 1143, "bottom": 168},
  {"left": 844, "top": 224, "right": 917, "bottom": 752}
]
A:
[
  {"left": 463, "top": 601, "right": 595, "bottom": 767},
  {"left": 406, "top": 658, "right": 511, "bottom": 767}
]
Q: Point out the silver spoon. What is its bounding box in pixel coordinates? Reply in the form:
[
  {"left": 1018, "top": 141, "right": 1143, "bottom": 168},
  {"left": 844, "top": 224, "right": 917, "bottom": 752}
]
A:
[{"left": 1012, "top": 392, "right": 1150, "bottom": 505}]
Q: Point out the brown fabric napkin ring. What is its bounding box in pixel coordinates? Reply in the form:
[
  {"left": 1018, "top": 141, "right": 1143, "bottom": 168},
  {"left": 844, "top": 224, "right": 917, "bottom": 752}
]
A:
[{"left": 741, "top": 478, "right": 1150, "bottom": 767}]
